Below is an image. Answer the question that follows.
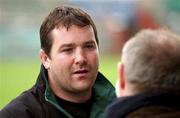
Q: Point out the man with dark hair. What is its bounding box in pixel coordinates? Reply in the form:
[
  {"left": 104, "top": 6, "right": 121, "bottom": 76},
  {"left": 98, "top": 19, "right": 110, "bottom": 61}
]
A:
[
  {"left": 0, "top": 5, "right": 115, "bottom": 118},
  {"left": 105, "top": 29, "right": 180, "bottom": 118}
]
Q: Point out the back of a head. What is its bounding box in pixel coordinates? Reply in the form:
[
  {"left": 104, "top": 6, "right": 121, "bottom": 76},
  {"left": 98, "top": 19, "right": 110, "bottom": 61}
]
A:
[{"left": 122, "top": 29, "right": 180, "bottom": 93}]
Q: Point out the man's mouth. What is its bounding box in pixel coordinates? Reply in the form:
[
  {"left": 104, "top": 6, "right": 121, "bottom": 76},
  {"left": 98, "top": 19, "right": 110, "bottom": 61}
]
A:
[
  {"left": 74, "top": 69, "right": 89, "bottom": 74},
  {"left": 73, "top": 68, "right": 90, "bottom": 80}
]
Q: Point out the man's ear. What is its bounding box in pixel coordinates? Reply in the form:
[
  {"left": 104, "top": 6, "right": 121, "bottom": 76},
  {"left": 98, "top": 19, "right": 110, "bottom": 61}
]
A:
[
  {"left": 118, "top": 62, "right": 125, "bottom": 90},
  {"left": 116, "top": 62, "right": 125, "bottom": 97},
  {"left": 39, "top": 49, "right": 50, "bottom": 69}
]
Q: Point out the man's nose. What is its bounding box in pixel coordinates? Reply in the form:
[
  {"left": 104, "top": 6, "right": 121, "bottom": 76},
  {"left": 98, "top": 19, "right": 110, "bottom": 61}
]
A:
[{"left": 74, "top": 48, "right": 87, "bottom": 65}]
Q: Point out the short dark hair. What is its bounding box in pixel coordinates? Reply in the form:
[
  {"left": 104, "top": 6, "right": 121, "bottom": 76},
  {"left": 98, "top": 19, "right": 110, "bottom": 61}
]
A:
[
  {"left": 40, "top": 5, "right": 98, "bottom": 57},
  {"left": 122, "top": 29, "right": 180, "bottom": 93}
]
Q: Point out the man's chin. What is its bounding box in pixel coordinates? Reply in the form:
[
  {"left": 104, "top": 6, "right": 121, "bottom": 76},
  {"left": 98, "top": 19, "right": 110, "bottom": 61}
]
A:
[{"left": 72, "top": 84, "right": 93, "bottom": 93}]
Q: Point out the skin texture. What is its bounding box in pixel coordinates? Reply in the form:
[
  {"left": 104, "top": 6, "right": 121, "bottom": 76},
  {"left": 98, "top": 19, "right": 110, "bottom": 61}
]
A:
[{"left": 40, "top": 25, "right": 99, "bottom": 103}]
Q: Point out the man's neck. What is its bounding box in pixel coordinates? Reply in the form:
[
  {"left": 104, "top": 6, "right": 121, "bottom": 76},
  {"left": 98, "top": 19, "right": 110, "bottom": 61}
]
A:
[
  {"left": 54, "top": 88, "right": 92, "bottom": 103},
  {"left": 49, "top": 80, "right": 92, "bottom": 103}
]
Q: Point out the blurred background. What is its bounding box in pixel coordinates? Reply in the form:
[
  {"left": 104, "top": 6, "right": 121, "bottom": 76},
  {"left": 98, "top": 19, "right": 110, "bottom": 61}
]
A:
[{"left": 1, "top": 0, "right": 180, "bottom": 109}]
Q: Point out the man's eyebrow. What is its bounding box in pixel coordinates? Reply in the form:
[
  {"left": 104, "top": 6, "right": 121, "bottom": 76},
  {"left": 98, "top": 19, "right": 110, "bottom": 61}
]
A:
[
  {"left": 84, "top": 40, "right": 96, "bottom": 45},
  {"left": 59, "top": 43, "right": 74, "bottom": 48}
]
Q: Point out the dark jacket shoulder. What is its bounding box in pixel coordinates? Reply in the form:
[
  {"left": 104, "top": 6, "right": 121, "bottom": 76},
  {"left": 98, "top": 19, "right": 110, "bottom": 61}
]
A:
[
  {"left": 105, "top": 92, "right": 180, "bottom": 118},
  {"left": 0, "top": 89, "right": 43, "bottom": 118}
]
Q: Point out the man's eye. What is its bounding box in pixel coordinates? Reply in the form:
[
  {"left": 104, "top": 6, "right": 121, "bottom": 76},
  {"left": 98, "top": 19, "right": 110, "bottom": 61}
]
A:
[
  {"left": 62, "top": 48, "right": 73, "bottom": 52},
  {"left": 85, "top": 44, "right": 95, "bottom": 49}
]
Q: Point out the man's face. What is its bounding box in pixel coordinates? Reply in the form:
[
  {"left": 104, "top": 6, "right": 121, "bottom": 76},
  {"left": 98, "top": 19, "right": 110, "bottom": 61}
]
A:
[{"left": 47, "top": 25, "right": 99, "bottom": 95}]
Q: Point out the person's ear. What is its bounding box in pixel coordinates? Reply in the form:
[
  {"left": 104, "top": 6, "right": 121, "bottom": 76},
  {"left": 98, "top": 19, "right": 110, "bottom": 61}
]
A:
[
  {"left": 118, "top": 62, "right": 125, "bottom": 90},
  {"left": 39, "top": 49, "right": 50, "bottom": 69}
]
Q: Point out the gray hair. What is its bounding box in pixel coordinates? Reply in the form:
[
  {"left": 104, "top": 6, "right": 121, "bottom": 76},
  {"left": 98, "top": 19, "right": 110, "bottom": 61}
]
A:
[{"left": 122, "top": 29, "right": 180, "bottom": 93}]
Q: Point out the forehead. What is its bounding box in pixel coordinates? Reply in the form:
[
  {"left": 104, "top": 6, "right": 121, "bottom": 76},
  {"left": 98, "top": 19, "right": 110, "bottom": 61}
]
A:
[{"left": 51, "top": 25, "right": 95, "bottom": 44}]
